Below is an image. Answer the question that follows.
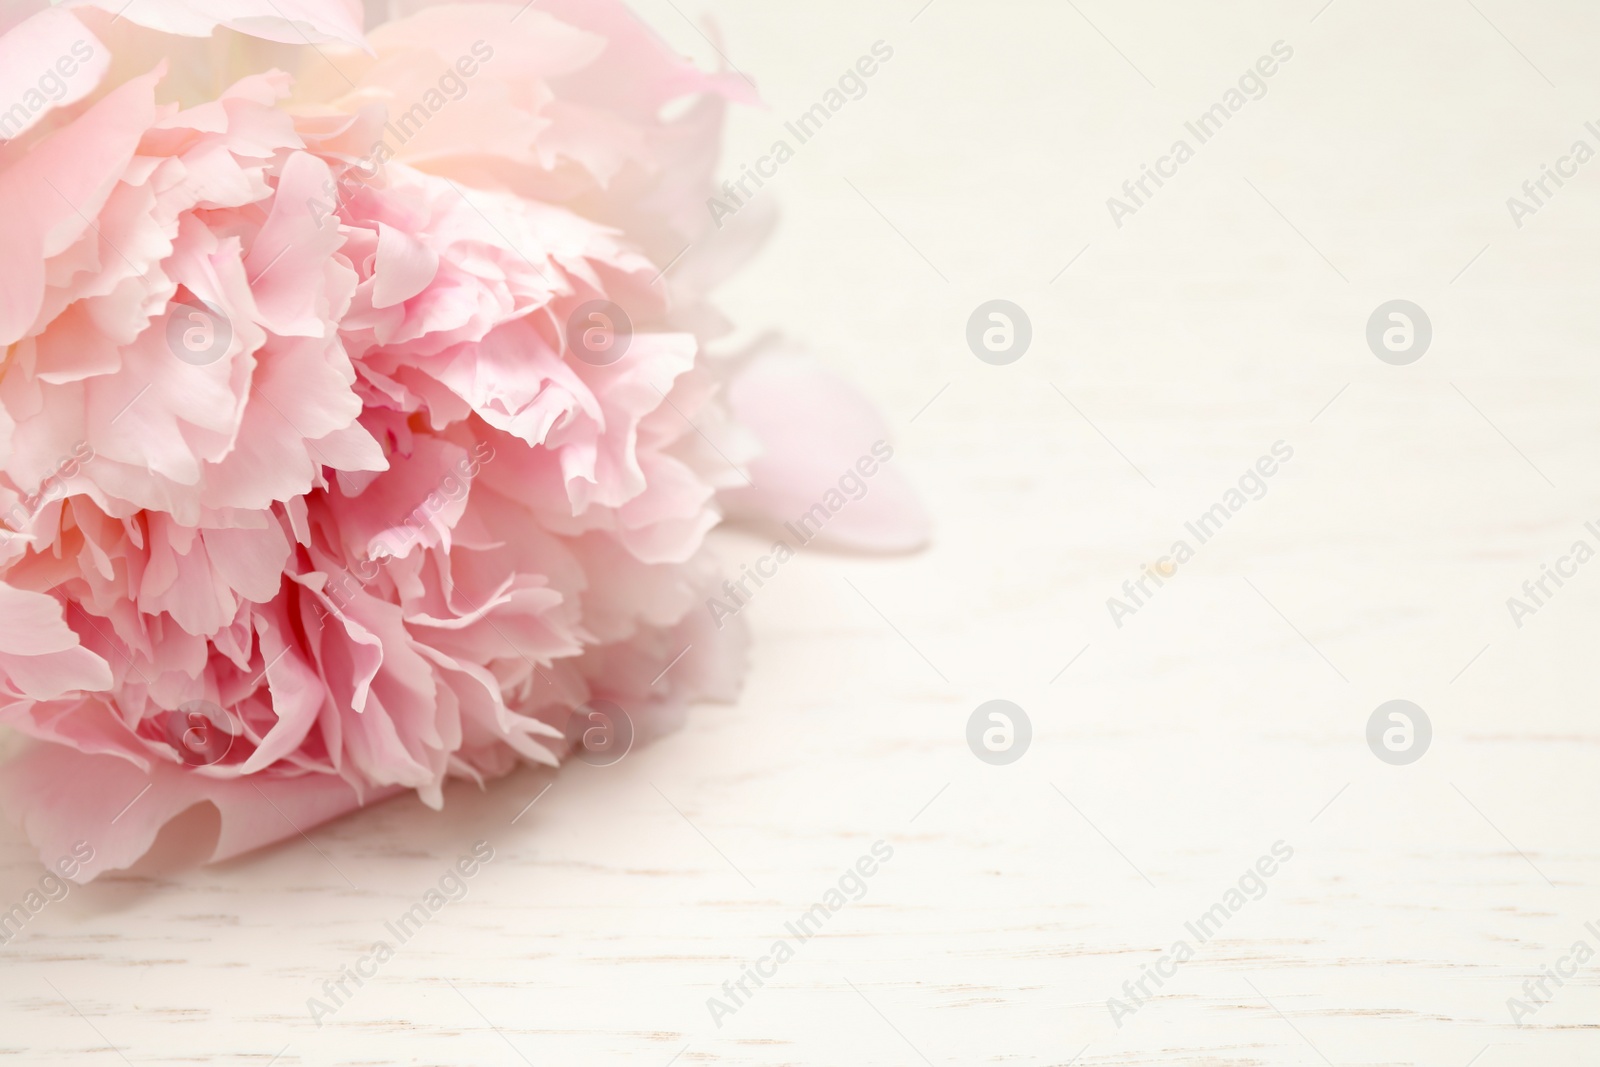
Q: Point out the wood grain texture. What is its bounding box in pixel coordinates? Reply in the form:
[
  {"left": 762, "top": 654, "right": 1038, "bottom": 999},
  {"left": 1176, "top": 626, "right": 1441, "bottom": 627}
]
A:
[{"left": 5, "top": 0, "right": 1600, "bottom": 1063}]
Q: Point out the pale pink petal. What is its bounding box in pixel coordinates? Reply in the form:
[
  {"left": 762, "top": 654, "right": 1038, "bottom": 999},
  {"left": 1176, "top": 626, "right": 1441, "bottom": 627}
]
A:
[
  {"left": 0, "top": 69, "right": 159, "bottom": 344},
  {"left": 0, "top": 741, "right": 399, "bottom": 883},
  {"left": 64, "top": 0, "right": 367, "bottom": 47},
  {"left": 0, "top": 9, "right": 109, "bottom": 142},
  {"left": 0, "top": 585, "right": 113, "bottom": 700},
  {"left": 372, "top": 223, "right": 439, "bottom": 309},
  {"left": 723, "top": 354, "right": 930, "bottom": 552}
]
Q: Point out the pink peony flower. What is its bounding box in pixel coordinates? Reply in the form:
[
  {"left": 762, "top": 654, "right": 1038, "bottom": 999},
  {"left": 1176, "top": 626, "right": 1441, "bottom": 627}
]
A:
[{"left": 0, "top": 0, "right": 926, "bottom": 880}]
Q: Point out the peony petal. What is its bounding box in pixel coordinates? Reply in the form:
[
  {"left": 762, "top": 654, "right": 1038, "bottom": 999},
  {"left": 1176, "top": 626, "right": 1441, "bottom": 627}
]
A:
[
  {"left": 372, "top": 222, "right": 440, "bottom": 309},
  {"left": 0, "top": 9, "right": 110, "bottom": 142},
  {"left": 0, "top": 68, "right": 159, "bottom": 344},
  {"left": 0, "top": 741, "right": 400, "bottom": 882},
  {"left": 722, "top": 353, "right": 930, "bottom": 552},
  {"left": 63, "top": 0, "right": 367, "bottom": 47}
]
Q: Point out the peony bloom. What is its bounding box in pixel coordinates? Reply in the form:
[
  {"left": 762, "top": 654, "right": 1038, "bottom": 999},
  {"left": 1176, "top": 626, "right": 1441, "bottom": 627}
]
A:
[
  {"left": 0, "top": 0, "right": 925, "bottom": 880},
  {"left": 0, "top": 0, "right": 928, "bottom": 883}
]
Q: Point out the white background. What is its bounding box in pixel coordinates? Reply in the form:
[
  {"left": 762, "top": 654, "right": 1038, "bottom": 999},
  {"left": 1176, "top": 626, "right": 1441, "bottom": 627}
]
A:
[{"left": 5, "top": 0, "right": 1600, "bottom": 1063}]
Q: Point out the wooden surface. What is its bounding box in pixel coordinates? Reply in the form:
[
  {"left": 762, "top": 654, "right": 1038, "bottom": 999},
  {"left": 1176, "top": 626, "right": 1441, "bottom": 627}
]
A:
[{"left": 6, "top": 0, "right": 1600, "bottom": 1063}]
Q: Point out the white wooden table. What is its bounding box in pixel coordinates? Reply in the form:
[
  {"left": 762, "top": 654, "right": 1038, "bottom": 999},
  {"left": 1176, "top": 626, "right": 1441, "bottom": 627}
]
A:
[{"left": 5, "top": 1, "right": 1600, "bottom": 1062}]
